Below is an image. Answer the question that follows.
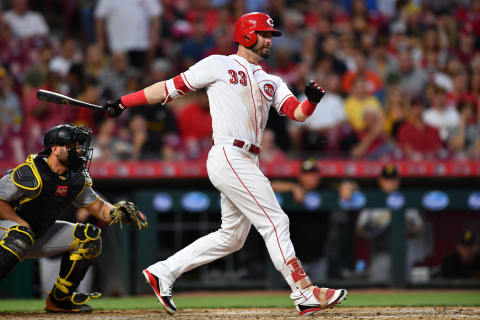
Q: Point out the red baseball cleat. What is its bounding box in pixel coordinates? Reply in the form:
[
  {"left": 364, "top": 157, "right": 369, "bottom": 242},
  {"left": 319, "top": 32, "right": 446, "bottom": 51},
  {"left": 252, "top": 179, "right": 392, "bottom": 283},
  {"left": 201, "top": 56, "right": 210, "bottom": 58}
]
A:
[{"left": 143, "top": 269, "right": 176, "bottom": 314}]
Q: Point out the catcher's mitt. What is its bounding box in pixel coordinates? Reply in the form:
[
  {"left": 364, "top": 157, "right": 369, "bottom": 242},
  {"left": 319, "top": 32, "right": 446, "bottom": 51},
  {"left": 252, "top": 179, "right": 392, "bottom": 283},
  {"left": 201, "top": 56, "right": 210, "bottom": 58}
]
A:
[{"left": 110, "top": 201, "right": 148, "bottom": 230}]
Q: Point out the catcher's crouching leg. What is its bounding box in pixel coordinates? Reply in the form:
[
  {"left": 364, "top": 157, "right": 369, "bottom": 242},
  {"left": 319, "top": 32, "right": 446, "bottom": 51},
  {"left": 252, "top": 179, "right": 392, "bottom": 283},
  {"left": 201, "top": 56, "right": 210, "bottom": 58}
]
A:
[
  {"left": 45, "top": 223, "right": 102, "bottom": 313},
  {"left": 0, "top": 225, "right": 35, "bottom": 282}
]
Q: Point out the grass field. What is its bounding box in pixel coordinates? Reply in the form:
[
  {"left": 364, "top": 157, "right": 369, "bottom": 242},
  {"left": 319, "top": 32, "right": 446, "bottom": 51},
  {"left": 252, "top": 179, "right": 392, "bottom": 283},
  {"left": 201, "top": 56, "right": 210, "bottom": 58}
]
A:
[{"left": 0, "top": 290, "right": 479, "bottom": 312}]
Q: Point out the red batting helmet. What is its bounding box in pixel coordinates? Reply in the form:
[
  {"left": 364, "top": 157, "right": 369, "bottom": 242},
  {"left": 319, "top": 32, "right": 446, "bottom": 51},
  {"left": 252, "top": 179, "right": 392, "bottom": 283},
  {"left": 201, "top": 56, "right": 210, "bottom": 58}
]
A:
[{"left": 234, "top": 12, "right": 282, "bottom": 47}]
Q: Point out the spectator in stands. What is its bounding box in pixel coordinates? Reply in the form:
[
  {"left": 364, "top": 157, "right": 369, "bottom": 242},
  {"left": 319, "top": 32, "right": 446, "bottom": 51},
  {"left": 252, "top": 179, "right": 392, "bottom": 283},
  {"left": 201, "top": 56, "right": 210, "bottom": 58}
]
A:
[
  {"left": 75, "top": 76, "right": 102, "bottom": 129},
  {"left": 350, "top": 108, "right": 391, "bottom": 159},
  {"left": 288, "top": 73, "right": 347, "bottom": 155},
  {"left": 149, "top": 58, "right": 173, "bottom": 85},
  {"left": 342, "top": 51, "right": 383, "bottom": 96},
  {"left": 384, "top": 85, "right": 409, "bottom": 138},
  {"left": 441, "top": 229, "right": 480, "bottom": 280},
  {"left": 128, "top": 67, "right": 179, "bottom": 161},
  {"left": 92, "top": 118, "right": 132, "bottom": 161},
  {"left": 128, "top": 114, "right": 148, "bottom": 160},
  {"left": 0, "top": 66, "right": 22, "bottom": 132},
  {"left": 356, "top": 165, "right": 424, "bottom": 283},
  {"left": 274, "top": 9, "right": 303, "bottom": 56},
  {"left": 471, "top": 55, "right": 480, "bottom": 103},
  {"left": 0, "top": 0, "right": 479, "bottom": 163},
  {"left": 0, "top": 67, "right": 23, "bottom": 162},
  {"left": 205, "top": 28, "right": 235, "bottom": 57},
  {"left": 259, "top": 129, "right": 287, "bottom": 164},
  {"left": 454, "top": 24, "right": 478, "bottom": 66},
  {"left": 317, "top": 33, "right": 347, "bottom": 76},
  {"left": 345, "top": 75, "right": 383, "bottom": 132},
  {"left": 99, "top": 51, "right": 136, "bottom": 100},
  {"left": 85, "top": 44, "right": 108, "bottom": 80},
  {"left": 300, "top": 30, "right": 317, "bottom": 66},
  {"left": 449, "top": 67, "right": 472, "bottom": 107},
  {"left": 176, "top": 91, "right": 212, "bottom": 160},
  {"left": 95, "top": 0, "right": 162, "bottom": 70},
  {"left": 49, "top": 37, "right": 81, "bottom": 77},
  {"left": 388, "top": 49, "right": 428, "bottom": 97},
  {"left": 420, "top": 26, "right": 449, "bottom": 72},
  {"left": 65, "top": 63, "right": 86, "bottom": 99},
  {"left": 180, "top": 18, "right": 214, "bottom": 66},
  {"left": 448, "top": 98, "right": 480, "bottom": 159},
  {"left": 348, "top": 0, "right": 380, "bottom": 34},
  {"left": 23, "top": 71, "right": 74, "bottom": 154},
  {"left": 271, "top": 49, "right": 298, "bottom": 87},
  {"left": 338, "top": 31, "right": 357, "bottom": 74},
  {"left": 184, "top": 0, "right": 219, "bottom": 35},
  {"left": 423, "top": 81, "right": 460, "bottom": 142},
  {"left": 397, "top": 95, "right": 443, "bottom": 160},
  {"left": 367, "top": 39, "right": 398, "bottom": 85},
  {"left": 3, "top": 0, "right": 48, "bottom": 39},
  {"left": 24, "top": 41, "right": 53, "bottom": 85}
]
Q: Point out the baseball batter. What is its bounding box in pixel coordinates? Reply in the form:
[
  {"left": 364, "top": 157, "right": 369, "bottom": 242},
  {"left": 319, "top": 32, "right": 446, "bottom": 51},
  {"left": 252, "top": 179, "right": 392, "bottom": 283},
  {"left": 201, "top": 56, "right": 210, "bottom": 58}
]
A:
[
  {"left": 104, "top": 12, "right": 347, "bottom": 316},
  {"left": 0, "top": 124, "right": 148, "bottom": 313}
]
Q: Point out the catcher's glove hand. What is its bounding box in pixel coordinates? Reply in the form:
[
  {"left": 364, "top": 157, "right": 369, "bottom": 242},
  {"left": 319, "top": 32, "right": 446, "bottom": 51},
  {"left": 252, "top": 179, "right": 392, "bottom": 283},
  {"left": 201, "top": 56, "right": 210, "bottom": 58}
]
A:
[
  {"left": 304, "top": 80, "right": 326, "bottom": 104},
  {"left": 103, "top": 98, "right": 125, "bottom": 118},
  {"left": 110, "top": 201, "right": 148, "bottom": 230}
]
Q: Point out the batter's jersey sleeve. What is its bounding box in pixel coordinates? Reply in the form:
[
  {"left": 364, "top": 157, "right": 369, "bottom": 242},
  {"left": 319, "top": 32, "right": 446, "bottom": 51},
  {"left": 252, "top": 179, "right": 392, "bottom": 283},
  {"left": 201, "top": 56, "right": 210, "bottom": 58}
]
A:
[
  {"left": 271, "top": 75, "right": 295, "bottom": 116},
  {"left": 73, "top": 186, "right": 99, "bottom": 208},
  {"left": 0, "top": 173, "right": 36, "bottom": 202},
  {"left": 181, "top": 55, "right": 217, "bottom": 90}
]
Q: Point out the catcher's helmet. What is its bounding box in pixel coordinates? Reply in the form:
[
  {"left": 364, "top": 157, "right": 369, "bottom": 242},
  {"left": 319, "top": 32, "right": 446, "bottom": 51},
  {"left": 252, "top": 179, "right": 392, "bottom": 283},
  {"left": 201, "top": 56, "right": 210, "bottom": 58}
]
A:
[
  {"left": 234, "top": 12, "right": 281, "bottom": 47},
  {"left": 40, "top": 124, "right": 93, "bottom": 172}
]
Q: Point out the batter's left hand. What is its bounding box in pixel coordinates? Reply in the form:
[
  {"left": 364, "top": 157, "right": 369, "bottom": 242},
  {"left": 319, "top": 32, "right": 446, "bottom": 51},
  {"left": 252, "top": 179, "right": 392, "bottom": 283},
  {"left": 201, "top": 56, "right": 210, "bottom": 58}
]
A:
[
  {"left": 103, "top": 98, "right": 125, "bottom": 118},
  {"left": 304, "top": 81, "right": 325, "bottom": 104},
  {"left": 110, "top": 201, "right": 148, "bottom": 230}
]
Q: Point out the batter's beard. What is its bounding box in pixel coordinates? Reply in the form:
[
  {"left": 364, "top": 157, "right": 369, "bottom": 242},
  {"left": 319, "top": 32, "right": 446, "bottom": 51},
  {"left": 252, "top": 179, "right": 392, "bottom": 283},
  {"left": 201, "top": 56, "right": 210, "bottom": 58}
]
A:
[{"left": 250, "top": 46, "right": 271, "bottom": 59}]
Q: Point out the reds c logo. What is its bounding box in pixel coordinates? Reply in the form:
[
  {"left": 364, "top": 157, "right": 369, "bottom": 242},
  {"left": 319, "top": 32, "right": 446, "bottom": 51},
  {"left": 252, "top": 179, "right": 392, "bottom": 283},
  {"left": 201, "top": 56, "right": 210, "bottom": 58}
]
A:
[
  {"left": 266, "top": 18, "right": 274, "bottom": 27},
  {"left": 264, "top": 83, "right": 274, "bottom": 98}
]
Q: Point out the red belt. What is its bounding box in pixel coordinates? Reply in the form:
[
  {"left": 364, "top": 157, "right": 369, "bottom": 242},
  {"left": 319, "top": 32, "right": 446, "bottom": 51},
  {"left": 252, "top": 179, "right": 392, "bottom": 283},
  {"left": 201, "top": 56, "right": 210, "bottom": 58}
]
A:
[
  {"left": 214, "top": 139, "right": 261, "bottom": 154},
  {"left": 233, "top": 139, "right": 261, "bottom": 154}
]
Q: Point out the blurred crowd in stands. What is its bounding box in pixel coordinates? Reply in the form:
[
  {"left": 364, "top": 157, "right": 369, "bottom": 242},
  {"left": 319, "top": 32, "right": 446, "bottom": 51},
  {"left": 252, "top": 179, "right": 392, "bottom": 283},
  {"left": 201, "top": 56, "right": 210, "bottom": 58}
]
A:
[{"left": 1, "top": 0, "right": 480, "bottom": 163}]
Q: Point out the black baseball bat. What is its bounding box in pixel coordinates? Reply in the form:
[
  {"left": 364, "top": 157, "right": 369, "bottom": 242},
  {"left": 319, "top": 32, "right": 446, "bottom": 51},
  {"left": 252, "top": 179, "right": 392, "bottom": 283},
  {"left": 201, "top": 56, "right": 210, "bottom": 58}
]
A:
[{"left": 36, "top": 89, "right": 104, "bottom": 112}]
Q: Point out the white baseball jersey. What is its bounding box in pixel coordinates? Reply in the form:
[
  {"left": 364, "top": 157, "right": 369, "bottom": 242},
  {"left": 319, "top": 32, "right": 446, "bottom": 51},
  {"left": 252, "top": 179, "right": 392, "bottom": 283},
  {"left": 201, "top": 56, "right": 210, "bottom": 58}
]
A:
[{"left": 181, "top": 54, "right": 294, "bottom": 145}]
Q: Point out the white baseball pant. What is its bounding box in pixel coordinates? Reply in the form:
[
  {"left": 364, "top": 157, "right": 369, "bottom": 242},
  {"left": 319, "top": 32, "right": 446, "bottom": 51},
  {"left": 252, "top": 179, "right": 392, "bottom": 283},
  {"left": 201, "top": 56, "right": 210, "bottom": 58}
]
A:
[{"left": 152, "top": 143, "right": 296, "bottom": 285}]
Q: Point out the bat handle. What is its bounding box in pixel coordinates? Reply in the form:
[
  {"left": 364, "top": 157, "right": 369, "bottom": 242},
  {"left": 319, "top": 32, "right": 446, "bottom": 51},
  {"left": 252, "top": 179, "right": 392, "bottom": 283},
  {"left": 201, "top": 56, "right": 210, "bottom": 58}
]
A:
[{"left": 106, "top": 106, "right": 116, "bottom": 117}]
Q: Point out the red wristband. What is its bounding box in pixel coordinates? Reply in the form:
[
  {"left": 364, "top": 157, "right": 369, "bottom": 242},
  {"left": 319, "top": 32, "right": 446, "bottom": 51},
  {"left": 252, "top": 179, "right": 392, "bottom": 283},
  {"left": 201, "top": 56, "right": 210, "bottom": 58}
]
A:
[
  {"left": 120, "top": 90, "right": 148, "bottom": 108},
  {"left": 300, "top": 99, "right": 317, "bottom": 116}
]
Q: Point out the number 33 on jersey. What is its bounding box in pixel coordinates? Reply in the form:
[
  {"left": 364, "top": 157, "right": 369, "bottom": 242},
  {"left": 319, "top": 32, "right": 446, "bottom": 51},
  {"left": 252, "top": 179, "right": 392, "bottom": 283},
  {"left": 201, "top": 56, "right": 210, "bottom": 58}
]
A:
[{"left": 167, "top": 54, "right": 294, "bottom": 146}]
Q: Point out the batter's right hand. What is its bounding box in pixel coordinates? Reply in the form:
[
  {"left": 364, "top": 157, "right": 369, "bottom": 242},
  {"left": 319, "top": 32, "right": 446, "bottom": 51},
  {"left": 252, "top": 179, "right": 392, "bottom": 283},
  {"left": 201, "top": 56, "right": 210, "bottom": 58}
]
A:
[{"left": 103, "top": 98, "right": 125, "bottom": 118}]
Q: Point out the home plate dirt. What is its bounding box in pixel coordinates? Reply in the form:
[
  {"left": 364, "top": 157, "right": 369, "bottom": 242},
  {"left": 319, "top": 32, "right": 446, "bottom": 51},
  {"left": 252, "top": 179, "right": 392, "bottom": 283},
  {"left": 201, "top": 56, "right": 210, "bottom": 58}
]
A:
[{"left": 1, "top": 307, "right": 480, "bottom": 320}]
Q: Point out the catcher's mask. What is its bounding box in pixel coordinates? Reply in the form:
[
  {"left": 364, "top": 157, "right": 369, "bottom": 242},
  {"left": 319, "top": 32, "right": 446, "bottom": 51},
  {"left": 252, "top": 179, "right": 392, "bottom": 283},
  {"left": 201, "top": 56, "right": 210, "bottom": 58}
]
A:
[{"left": 39, "top": 124, "right": 93, "bottom": 173}]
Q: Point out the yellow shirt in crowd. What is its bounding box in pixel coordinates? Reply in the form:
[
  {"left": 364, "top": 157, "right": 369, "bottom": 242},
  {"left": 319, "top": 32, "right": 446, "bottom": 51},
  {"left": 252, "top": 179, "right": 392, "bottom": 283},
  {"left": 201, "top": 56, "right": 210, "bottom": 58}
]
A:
[{"left": 344, "top": 95, "right": 382, "bottom": 131}]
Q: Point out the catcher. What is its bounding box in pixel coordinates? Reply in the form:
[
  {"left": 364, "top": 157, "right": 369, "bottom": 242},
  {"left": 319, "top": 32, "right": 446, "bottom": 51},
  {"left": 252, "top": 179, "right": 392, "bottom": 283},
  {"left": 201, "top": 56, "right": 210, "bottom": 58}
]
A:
[{"left": 0, "top": 123, "right": 148, "bottom": 313}]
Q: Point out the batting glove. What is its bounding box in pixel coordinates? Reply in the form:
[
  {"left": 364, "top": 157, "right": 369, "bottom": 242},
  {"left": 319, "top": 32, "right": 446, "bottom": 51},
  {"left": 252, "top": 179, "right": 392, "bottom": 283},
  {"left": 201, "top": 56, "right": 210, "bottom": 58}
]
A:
[
  {"left": 304, "top": 81, "right": 326, "bottom": 104},
  {"left": 103, "top": 98, "right": 125, "bottom": 118}
]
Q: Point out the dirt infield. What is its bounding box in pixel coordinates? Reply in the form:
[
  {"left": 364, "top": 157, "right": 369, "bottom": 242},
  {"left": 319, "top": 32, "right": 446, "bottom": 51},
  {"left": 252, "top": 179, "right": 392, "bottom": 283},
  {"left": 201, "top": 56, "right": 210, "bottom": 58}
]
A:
[{"left": 1, "top": 307, "right": 480, "bottom": 320}]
